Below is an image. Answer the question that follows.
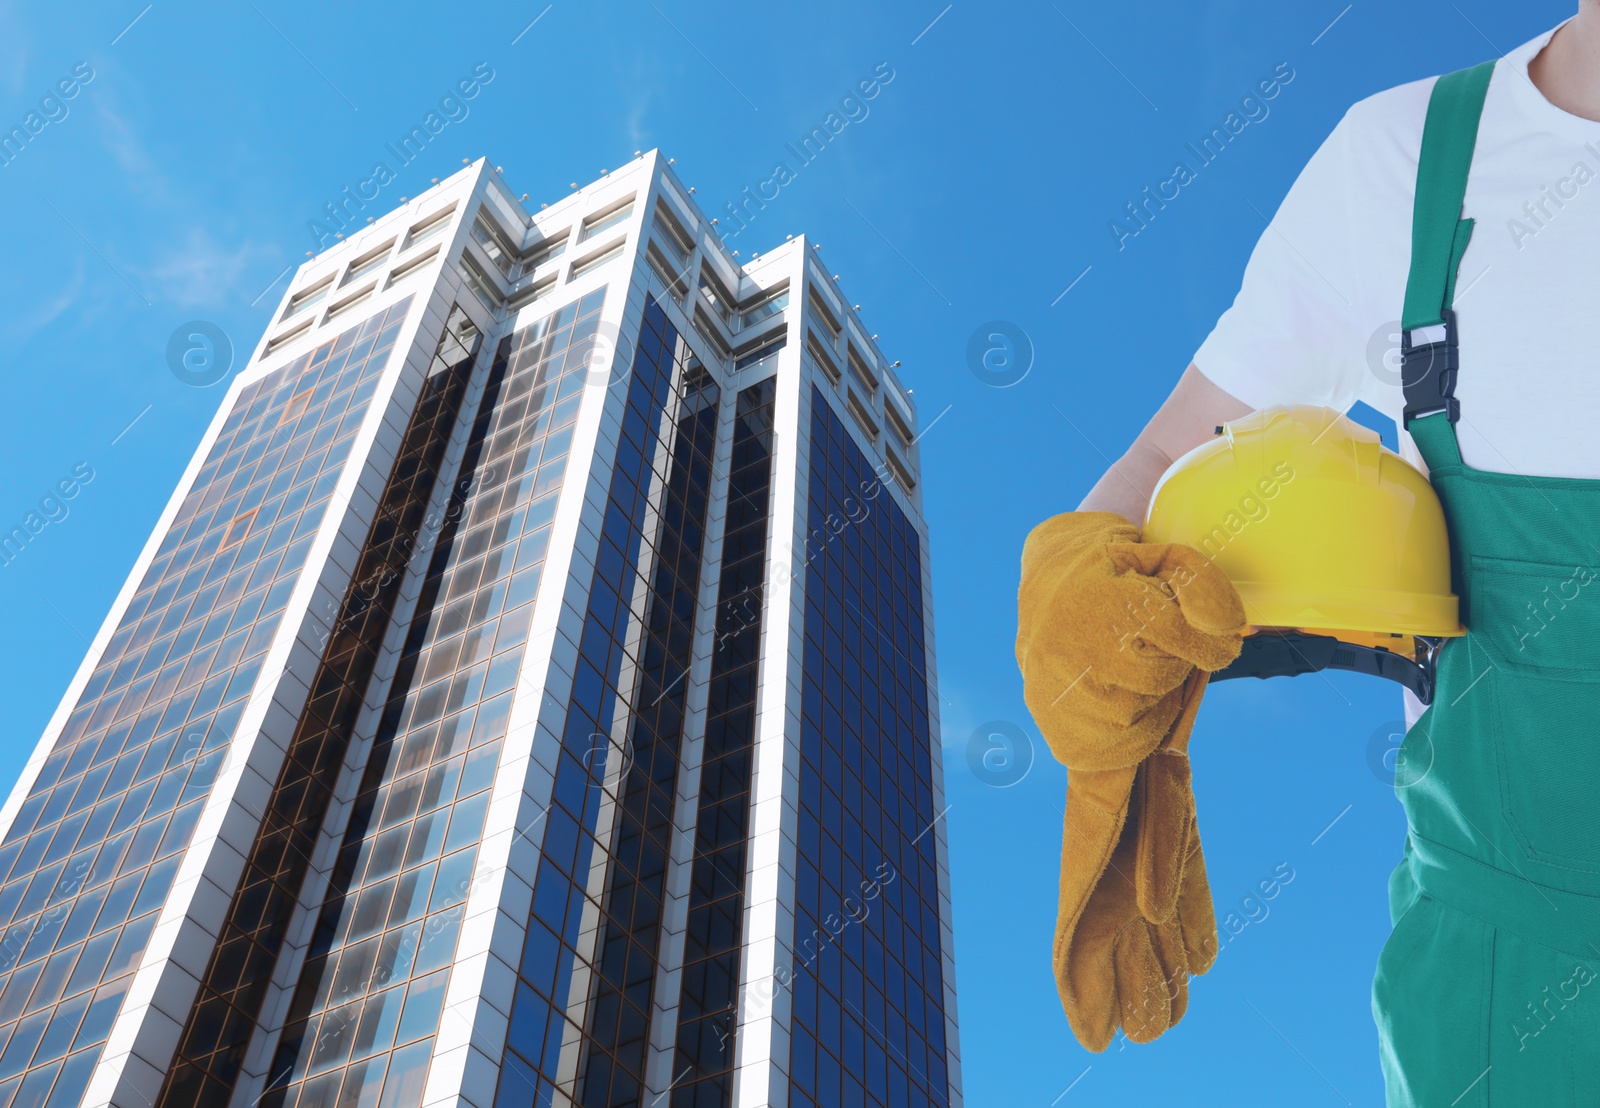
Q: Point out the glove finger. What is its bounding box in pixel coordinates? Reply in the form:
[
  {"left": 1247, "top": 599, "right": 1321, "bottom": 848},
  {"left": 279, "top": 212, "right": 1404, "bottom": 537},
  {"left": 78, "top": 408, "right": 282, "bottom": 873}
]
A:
[
  {"left": 1062, "top": 903, "right": 1126, "bottom": 1050},
  {"left": 1056, "top": 875, "right": 1130, "bottom": 1053},
  {"left": 1132, "top": 670, "right": 1209, "bottom": 918},
  {"left": 1109, "top": 541, "right": 1249, "bottom": 636},
  {"left": 1017, "top": 512, "right": 1140, "bottom": 671},
  {"left": 1149, "top": 913, "right": 1192, "bottom": 1026},
  {"left": 1058, "top": 956, "right": 1118, "bottom": 1053},
  {"left": 1067, "top": 765, "right": 1142, "bottom": 824},
  {"left": 1133, "top": 753, "right": 1195, "bottom": 925},
  {"left": 1020, "top": 513, "right": 1140, "bottom": 582},
  {"left": 1177, "top": 818, "right": 1220, "bottom": 975},
  {"left": 1163, "top": 543, "right": 1250, "bottom": 637},
  {"left": 1022, "top": 645, "right": 1179, "bottom": 730},
  {"left": 1115, "top": 922, "right": 1172, "bottom": 1044},
  {"left": 1026, "top": 577, "right": 1197, "bottom": 699},
  {"left": 1057, "top": 767, "right": 1137, "bottom": 926},
  {"left": 1053, "top": 769, "right": 1139, "bottom": 1053},
  {"left": 1106, "top": 543, "right": 1247, "bottom": 671},
  {"left": 1154, "top": 669, "right": 1209, "bottom": 759},
  {"left": 1026, "top": 660, "right": 1189, "bottom": 771},
  {"left": 1119, "top": 596, "right": 1242, "bottom": 675}
]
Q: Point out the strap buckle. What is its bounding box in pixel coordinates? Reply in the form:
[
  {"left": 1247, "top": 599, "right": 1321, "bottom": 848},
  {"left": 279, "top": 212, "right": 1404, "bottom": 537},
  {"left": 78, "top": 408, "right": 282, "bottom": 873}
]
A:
[{"left": 1401, "top": 308, "right": 1460, "bottom": 424}]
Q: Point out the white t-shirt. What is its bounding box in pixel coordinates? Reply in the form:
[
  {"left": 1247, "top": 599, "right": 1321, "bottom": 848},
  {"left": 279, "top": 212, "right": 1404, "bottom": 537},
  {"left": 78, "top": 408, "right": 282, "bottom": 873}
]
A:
[{"left": 1195, "top": 21, "right": 1600, "bottom": 480}]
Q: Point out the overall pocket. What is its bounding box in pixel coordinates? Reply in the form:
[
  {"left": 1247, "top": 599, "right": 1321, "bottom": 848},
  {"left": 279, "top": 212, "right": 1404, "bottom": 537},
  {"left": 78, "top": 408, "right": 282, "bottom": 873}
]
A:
[{"left": 1469, "top": 555, "right": 1600, "bottom": 871}]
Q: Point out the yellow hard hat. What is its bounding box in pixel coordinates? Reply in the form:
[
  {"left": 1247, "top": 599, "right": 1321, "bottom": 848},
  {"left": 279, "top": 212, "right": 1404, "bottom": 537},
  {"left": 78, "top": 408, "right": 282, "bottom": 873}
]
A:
[{"left": 1143, "top": 405, "right": 1464, "bottom": 702}]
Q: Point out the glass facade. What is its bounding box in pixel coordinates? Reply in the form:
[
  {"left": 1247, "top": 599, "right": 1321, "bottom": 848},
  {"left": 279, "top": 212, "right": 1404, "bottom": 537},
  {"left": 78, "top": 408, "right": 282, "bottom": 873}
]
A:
[
  {"left": 670, "top": 377, "right": 777, "bottom": 1107},
  {"left": 787, "top": 387, "right": 947, "bottom": 1108},
  {"left": 0, "top": 172, "right": 957, "bottom": 1108},
  {"left": 260, "top": 289, "right": 608, "bottom": 1108},
  {"left": 160, "top": 305, "right": 483, "bottom": 1105},
  {"left": 0, "top": 299, "right": 411, "bottom": 1108},
  {"left": 495, "top": 298, "right": 717, "bottom": 1108}
]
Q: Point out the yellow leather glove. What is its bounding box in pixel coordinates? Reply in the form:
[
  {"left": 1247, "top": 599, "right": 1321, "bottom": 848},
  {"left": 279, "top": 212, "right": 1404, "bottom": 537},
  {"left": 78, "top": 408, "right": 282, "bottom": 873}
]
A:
[
  {"left": 1017, "top": 512, "right": 1244, "bottom": 771},
  {"left": 1017, "top": 512, "right": 1243, "bottom": 1050},
  {"left": 1058, "top": 673, "right": 1220, "bottom": 1050}
]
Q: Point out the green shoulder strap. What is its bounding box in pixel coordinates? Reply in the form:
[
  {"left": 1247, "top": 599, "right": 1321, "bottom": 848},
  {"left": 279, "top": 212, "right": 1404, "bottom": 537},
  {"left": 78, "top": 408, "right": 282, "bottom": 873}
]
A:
[
  {"left": 1401, "top": 60, "right": 1495, "bottom": 332},
  {"left": 1402, "top": 60, "right": 1493, "bottom": 463}
]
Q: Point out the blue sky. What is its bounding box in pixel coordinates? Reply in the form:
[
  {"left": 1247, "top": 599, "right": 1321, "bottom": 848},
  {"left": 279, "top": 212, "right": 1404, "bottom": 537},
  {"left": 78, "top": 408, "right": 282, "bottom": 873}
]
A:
[{"left": 0, "top": 1, "right": 1577, "bottom": 1103}]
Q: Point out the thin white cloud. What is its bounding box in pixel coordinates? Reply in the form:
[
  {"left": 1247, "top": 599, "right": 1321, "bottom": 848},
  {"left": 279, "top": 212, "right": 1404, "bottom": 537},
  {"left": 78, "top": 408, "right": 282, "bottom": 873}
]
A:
[
  {"left": 0, "top": 11, "right": 31, "bottom": 100},
  {"left": 1, "top": 258, "right": 86, "bottom": 349},
  {"left": 80, "top": 84, "right": 281, "bottom": 307},
  {"left": 626, "top": 93, "right": 653, "bottom": 156},
  {"left": 935, "top": 682, "right": 980, "bottom": 751},
  {"left": 88, "top": 94, "right": 164, "bottom": 199},
  {"left": 140, "top": 227, "right": 277, "bottom": 309}
]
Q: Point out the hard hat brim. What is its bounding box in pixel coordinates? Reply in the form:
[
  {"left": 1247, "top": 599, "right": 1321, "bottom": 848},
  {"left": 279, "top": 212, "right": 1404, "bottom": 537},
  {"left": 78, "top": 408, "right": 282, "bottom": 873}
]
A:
[{"left": 1235, "top": 580, "right": 1465, "bottom": 642}]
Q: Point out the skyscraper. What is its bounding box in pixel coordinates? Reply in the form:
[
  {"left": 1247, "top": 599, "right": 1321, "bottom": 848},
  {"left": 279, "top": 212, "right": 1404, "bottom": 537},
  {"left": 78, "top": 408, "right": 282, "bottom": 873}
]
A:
[{"left": 0, "top": 154, "right": 960, "bottom": 1108}]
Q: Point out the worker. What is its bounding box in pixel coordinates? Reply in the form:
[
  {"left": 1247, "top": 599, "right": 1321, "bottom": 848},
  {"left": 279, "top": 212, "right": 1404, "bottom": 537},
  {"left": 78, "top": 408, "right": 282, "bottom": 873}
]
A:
[{"left": 1017, "top": 8, "right": 1600, "bottom": 1104}]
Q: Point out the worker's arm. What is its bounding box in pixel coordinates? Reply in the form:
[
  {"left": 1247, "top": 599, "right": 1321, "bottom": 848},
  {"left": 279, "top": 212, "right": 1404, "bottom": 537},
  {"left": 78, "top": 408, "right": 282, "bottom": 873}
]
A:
[{"left": 1078, "top": 363, "right": 1251, "bottom": 524}]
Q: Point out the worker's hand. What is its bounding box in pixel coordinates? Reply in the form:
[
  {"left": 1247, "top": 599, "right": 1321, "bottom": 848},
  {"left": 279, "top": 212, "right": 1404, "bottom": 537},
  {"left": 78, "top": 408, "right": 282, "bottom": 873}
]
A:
[
  {"left": 1016, "top": 512, "right": 1245, "bottom": 774},
  {"left": 1055, "top": 672, "right": 1219, "bottom": 1051}
]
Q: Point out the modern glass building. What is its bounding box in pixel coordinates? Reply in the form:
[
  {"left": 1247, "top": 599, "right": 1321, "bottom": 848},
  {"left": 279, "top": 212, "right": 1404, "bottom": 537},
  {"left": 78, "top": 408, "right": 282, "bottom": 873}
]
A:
[{"left": 0, "top": 155, "right": 959, "bottom": 1108}]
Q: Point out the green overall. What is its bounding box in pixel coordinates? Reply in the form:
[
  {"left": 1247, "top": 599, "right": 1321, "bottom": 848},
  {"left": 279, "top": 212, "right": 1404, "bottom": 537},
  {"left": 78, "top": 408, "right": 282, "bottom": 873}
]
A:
[{"left": 1377, "top": 61, "right": 1600, "bottom": 1105}]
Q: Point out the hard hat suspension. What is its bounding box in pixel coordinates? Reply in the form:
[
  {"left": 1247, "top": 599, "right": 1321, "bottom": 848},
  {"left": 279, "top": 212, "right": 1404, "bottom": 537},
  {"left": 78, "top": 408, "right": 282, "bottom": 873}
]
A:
[{"left": 1213, "top": 631, "right": 1446, "bottom": 705}]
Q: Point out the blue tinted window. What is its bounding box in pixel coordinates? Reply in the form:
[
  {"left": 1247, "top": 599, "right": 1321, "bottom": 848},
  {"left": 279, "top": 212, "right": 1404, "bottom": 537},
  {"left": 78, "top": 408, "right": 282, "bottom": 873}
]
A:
[
  {"left": 788, "top": 386, "right": 948, "bottom": 1108},
  {"left": 496, "top": 297, "right": 720, "bottom": 1108},
  {"left": 669, "top": 376, "right": 776, "bottom": 1104}
]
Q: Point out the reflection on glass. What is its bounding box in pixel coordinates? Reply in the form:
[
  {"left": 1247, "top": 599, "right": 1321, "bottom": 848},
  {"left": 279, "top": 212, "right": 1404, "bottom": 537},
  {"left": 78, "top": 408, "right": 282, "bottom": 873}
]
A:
[
  {"left": 0, "top": 299, "right": 414, "bottom": 1107},
  {"left": 264, "top": 289, "right": 608, "bottom": 1108},
  {"left": 472, "top": 214, "right": 518, "bottom": 280},
  {"left": 405, "top": 208, "right": 454, "bottom": 252},
  {"left": 286, "top": 279, "right": 334, "bottom": 319},
  {"left": 734, "top": 335, "right": 786, "bottom": 372},
  {"left": 579, "top": 203, "right": 633, "bottom": 243},
  {"left": 159, "top": 301, "right": 479, "bottom": 1105},
  {"left": 737, "top": 289, "right": 788, "bottom": 332},
  {"left": 669, "top": 376, "right": 776, "bottom": 1105},
  {"left": 494, "top": 298, "right": 721, "bottom": 1108},
  {"left": 344, "top": 243, "right": 394, "bottom": 287}
]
